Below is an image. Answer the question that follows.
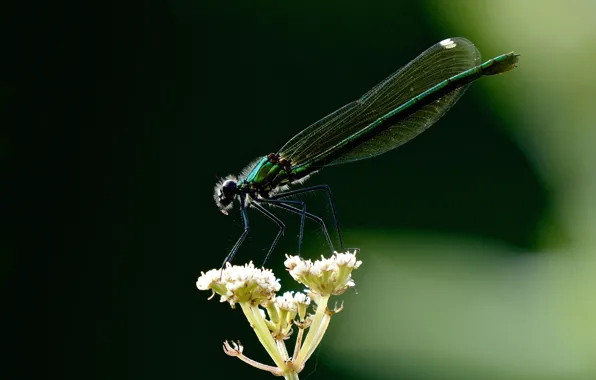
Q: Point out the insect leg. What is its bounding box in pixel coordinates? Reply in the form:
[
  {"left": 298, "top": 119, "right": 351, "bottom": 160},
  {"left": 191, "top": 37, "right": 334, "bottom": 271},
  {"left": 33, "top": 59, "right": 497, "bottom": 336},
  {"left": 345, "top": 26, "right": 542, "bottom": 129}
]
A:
[
  {"left": 270, "top": 184, "right": 344, "bottom": 250},
  {"left": 265, "top": 201, "right": 334, "bottom": 255},
  {"left": 252, "top": 201, "right": 285, "bottom": 266},
  {"left": 221, "top": 194, "right": 250, "bottom": 269},
  {"left": 258, "top": 198, "right": 306, "bottom": 257}
]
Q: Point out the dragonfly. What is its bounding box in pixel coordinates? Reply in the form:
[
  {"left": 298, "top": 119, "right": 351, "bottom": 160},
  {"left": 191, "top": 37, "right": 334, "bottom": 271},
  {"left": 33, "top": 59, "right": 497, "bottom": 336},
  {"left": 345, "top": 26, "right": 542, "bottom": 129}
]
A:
[{"left": 214, "top": 37, "right": 519, "bottom": 266}]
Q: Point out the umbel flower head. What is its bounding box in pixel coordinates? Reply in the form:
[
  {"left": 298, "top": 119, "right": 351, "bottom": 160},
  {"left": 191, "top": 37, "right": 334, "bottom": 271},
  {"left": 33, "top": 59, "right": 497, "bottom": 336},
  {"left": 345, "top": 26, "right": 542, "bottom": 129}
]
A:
[
  {"left": 285, "top": 251, "right": 362, "bottom": 296},
  {"left": 197, "top": 261, "right": 280, "bottom": 307},
  {"left": 196, "top": 250, "right": 361, "bottom": 380}
]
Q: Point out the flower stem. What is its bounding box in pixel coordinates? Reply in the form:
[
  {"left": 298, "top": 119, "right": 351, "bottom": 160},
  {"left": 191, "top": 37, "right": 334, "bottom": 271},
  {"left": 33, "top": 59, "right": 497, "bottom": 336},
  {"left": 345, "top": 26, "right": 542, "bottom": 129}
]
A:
[
  {"left": 240, "top": 302, "right": 286, "bottom": 370},
  {"left": 276, "top": 338, "right": 290, "bottom": 361},
  {"left": 223, "top": 341, "right": 282, "bottom": 375},
  {"left": 284, "top": 370, "right": 299, "bottom": 380},
  {"left": 300, "top": 308, "right": 331, "bottom": 364},
  {"left": 292, "top": 325, "right": 305, "bottom": 361},
  {"left": 294, "top": 295, "right": 330, "bottom": 368}
]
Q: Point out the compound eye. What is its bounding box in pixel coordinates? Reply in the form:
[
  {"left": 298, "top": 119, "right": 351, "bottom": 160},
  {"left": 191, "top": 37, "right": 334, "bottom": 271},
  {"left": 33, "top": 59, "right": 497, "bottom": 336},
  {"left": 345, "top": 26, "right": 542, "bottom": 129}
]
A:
[{"left": 221, "top": 179, "right": 237, "bottom": 198}]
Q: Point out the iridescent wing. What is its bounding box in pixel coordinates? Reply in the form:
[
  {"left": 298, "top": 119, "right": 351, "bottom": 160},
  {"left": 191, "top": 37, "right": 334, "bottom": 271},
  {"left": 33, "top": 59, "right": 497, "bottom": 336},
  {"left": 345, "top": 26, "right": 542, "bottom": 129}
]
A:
[{"left": 278, "top": 38, "right": 481, "bottom": 167}]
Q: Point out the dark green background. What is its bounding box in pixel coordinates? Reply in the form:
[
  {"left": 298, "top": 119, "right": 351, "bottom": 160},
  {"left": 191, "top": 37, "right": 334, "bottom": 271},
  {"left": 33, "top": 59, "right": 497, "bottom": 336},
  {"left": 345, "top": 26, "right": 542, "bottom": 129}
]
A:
[{"left": 3, "top": 1, "right": 546, "bottom": 379}]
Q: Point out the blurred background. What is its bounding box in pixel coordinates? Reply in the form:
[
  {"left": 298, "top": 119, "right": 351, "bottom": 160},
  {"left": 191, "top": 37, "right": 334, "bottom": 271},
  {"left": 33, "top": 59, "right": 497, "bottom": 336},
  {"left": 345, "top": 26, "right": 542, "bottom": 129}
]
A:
[{"left": 3, "top": 0, "right": 596, "bottom": 379}]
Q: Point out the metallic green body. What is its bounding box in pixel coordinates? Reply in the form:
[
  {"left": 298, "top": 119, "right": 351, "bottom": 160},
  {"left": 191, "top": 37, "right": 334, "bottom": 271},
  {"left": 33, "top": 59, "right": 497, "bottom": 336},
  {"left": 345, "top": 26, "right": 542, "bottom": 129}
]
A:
[{"left": 239, "top": 158, "right": 314, "bottom": 195}]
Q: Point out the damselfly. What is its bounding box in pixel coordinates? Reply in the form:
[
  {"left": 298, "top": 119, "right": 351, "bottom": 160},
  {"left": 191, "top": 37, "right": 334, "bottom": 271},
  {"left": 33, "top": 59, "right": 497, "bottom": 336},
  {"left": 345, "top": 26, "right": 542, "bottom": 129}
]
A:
[{"left": 214, "top": 37, "right": 519, "bottom": 266}]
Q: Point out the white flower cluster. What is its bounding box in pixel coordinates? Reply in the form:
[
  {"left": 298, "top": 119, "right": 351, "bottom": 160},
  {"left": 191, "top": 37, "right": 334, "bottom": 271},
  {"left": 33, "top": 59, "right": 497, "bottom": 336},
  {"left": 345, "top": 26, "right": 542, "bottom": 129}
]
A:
[
  {"left": 197, "top": 251, "right": 362, "bottom": 377},
  {"left": 284, "top": 251, "right": 362, "bottom": 296},
  {"left": 275, "top": 291, "right": 299, "bottom": 313},
  {"left": 263, "top": 291, "right": 311, "bottom": 339},
  {"left": 196, "top": 261, "right": 281, "bottom": 307}
]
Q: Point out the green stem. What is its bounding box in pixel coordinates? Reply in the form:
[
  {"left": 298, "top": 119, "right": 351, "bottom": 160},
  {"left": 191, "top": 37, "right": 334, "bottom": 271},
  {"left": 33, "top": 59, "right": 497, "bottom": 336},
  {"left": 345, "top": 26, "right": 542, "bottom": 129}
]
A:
[
  {"left": 292, "top": 326, "right": 306, "bottom": 361},
  {"left": 300, "top": 309, "right": 331, "bottom": 364},
  {"left": 294, "top": 295, "right": 330, "bottom": 367},
  {"left": 276, "top": 338, "right": 290, "bottom": 361},
  {"left": 240, "top": 302, "right": 286, "bottom": 370},
  {"left": 284, "top": 370, "right": 299, "bottom": 380}
]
